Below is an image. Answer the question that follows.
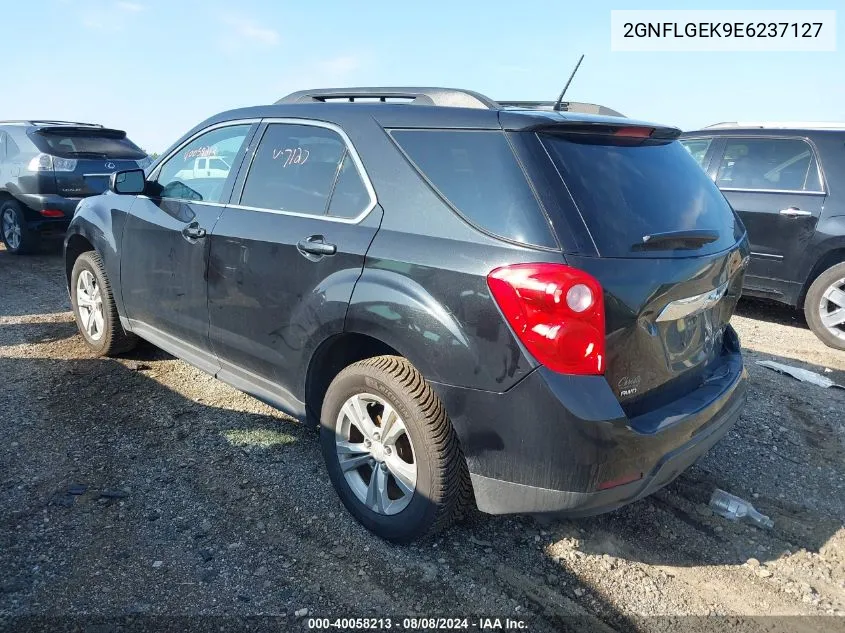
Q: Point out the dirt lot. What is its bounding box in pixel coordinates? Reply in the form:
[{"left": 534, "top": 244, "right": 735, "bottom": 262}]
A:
[{"left": 1, "top": 245, "right": 844, "bottom": 633}]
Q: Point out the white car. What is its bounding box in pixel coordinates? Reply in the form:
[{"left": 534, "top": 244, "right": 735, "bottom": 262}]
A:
[{"left": 174, "top": 156, "right": 231, "bottom": 180}]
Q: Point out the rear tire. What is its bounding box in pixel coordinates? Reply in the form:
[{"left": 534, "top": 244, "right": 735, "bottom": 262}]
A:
[
  {"left": 1, "top": 200, "right": 39, "bottom": 254},
  {"left": 70, "top": 251, "right": 138, "bottom": 356},
  {"left": 804, "top": 261, "right": 845, "bottom": 351},
  {"left": 320, "top": 356, "right": 472, "bottom": 542}
]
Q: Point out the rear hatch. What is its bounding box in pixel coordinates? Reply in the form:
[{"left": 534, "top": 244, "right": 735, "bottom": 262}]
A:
[
  {"left": 30, "top": 126, "right": 147, "bottom": 197},
  {"left": 524, "top": 121, "right": 748, "bottom": 414}
]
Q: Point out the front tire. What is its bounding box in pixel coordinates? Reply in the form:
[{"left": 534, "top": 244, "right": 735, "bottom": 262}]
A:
[
  {"left": 1, "top": 200, "right": 39, "bottom": 254},
  {"left": 804, "top": 262, "right": 845, "bottom": 351},
  {"left": 70, "top": 251, "right": 138, "bottom": 356},
  {"left": 320, "top": 356, "right": 472, "bottom": 542}
]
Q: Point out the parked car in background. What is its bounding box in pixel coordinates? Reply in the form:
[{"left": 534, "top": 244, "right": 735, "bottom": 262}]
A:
[
  {"left": 681, "top": 123, "right": 845, "bottom": 350},
  {"left": 0, "top": 120, "right": 150, "bottom": 254},
  {"left": 65, "top": 88, "right": 748, "bottom": 541}
]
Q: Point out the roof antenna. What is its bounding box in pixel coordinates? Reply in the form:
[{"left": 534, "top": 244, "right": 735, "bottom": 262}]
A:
[{"left": 553, "top": 54, "right": 585, "bottom": 112}]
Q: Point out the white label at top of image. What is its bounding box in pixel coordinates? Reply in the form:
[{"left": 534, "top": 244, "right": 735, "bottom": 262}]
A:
[{"left": 611, "top": 10, "right": 836, "bottom": 52}]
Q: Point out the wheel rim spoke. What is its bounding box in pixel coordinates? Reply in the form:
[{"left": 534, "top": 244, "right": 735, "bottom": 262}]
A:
[
  {"left": 821, "top": 307, "right": 845, "bottom": 328},
  {"left": 365, "top": 466, "right": 390, "bottom": 513},
  {"left": 379, "top": 404, "right": 403, "bottom": 446},
  {"left": 76, "top": 270, "right": 105, "bottom": 342},
  {"left": 823, "top": 286, "right": 845, "bottom": 310},
  {"left": 384, "top": 454, "right": 416, "bottom": 496}
]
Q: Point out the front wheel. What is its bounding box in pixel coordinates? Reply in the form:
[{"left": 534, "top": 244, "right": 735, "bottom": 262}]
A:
[
  {"left": 70, "top": 251, "right": 138, "bottom": 356},
  {"left": 804, "top": 261, "right": 845, "bottom": 351},
  {"left": 320, "top": 356, "right": 472, "bottom": 542}
]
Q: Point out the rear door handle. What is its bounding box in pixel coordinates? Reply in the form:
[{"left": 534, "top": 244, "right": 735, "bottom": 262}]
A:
[
  {"left": 297, "top": 235, "right": 337, "bottom": 257},
  {"left": 779, "top": 207, "right": 812, "bottom": 217},
  {"left": 182, "top": 223, "right": 207, "bottom": 240}
]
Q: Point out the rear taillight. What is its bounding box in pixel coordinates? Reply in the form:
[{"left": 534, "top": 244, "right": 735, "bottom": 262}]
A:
[
  {"left": 39, "top": 209, "right": 64, "bottom": 218},
  {"left": 27, "top": 153, "right": 77, "bottom": 172},
  {"left": 487, "top": 263, "right": 605, "bottom": 375}
]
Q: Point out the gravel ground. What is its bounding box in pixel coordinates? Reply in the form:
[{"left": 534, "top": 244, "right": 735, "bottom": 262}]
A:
[{"left": 1, "top": 245, "right": 844, "bottom": 633}]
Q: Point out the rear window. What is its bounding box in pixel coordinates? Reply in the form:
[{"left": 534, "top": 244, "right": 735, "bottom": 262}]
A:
[
  {"left": 32, "top": 129, "right": 146, "bottom": 159},
  {"left": 541, "top": 134, "right": 743, "bottom": 257},
  {"left": 390, "top": 129, "right": 556, "bottom": 248}
]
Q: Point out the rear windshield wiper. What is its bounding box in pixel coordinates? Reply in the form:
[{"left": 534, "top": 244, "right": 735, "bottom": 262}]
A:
[{"left": 634, "top": 229, "right": 719, "bottom": 251}]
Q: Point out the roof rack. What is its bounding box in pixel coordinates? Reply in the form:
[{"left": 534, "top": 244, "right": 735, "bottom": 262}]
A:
[
  {"left": 276, "top": 87, "right": 499, "bottom": 110},
  {"left": 275, "top": 87, "right": 625, "bottom": 117},
  {"left": 497, "top": 101, "right": 625, "bottom": 117},
  {"left": 704, "top": 121, "right": 845, "bottom": 130},
  {"left": 0, "top": 120, "right": 104, "bottom": 127}
]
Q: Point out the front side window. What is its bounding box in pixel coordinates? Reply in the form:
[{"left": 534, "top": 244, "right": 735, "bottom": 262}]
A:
[
  {"left": 679, "top": 138, "right": 713, "bottom": 167},
  {"left": 155, "top": 124, "right": 251, "bottom": 203},
  {"left": 715, "top": 138, "right": 823, "bottom": 192},
  {"left": 240, "top": 123, "right": 369, "bottom": 217}
]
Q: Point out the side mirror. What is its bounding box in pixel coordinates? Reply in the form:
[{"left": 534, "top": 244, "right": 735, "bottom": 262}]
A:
[{"left": 109, "top": 169, "right": 146, "bottom": 195}]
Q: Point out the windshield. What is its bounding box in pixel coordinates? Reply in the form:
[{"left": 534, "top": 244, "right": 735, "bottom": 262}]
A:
[
  {"left": 32, "top": 129, "right": 146, "bottom": 159},
  {"left": 540, "top": 133, "right": 744, "bottom": 257}
]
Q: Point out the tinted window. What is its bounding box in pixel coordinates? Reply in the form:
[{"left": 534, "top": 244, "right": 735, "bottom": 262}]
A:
[
  {"left": 679, "top": 138, "right": 712, "bottom": 166},
  {"left": 156, "top": 125, "right": 251, "bottom": 203},
  {"left": 326, "top": 154, "right": 370, "bottom": 218},
  {"left": 541, "top": 134, "right": 742, "bottom": 257},
  {"left": 240, "top": 124, "right": 347, "bottom": 215},
  {"left": 391, "top": 130, "right": 555, "bottom": 248},
  {"left": 32, "top": 129, "right": 146, "bottom": 159},
  {"left": 715, "top": 138, "right": 822, "bottom": 192}
]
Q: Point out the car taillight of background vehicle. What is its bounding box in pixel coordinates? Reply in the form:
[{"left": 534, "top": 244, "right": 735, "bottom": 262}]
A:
[
  {"left": 136, "top": 156, "right": 153, "bottom": 169},
  {"left": 27, "top": 154, "right": 77, "bottom": 172},
  {"left": 487, "top": 263, "right": 605, "bottom": 375}
]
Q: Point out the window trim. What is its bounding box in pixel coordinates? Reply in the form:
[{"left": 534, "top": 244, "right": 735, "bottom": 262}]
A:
[
  {"left": 712, "top": 134, "right": 827, "bottom": 195},
  {"left": 144, "top": 118, "right": 262, "bottom": 207},
  {"left": 231, "top": 118, "right": 377, "bottom": 224}
]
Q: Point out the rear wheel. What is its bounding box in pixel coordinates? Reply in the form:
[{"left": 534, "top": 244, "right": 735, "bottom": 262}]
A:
[
  {"left": 1, "top": 200, "right": 39, "bottom": 254},
  {"left": 320, "top": 356, "right": 472, "bottom": 542},
  {"left": 70, "top": 251, "right": 138, "bottom": 356},
  {"left": 804, "top": 261, "right": 845, "bottom": 351}
]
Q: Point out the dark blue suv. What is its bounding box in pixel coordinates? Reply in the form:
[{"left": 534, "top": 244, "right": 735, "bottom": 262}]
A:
[
  {"left": 0, "top": 120, "right": 149, "bottom": 253},
  {"left": 64, "top": 88, "right": 749, "bottom": 541}
]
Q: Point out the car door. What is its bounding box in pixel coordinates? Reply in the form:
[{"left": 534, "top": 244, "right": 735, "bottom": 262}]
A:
[
  {"left": 207, "top": 119, "right": 381, "bottom": 414},
  {"left": 711, "top": 136, "right": 826, "bottom": 291},
  {"left": 120, "top": 121, "right": 258, "bottom": 374}
]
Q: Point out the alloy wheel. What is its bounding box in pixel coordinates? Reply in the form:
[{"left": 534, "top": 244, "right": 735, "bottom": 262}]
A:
[
  {"left": 2, "top": 209, "right": 21, "bottom": 251},
  {"left": 335, "top": 392, "right": 417, "bottom": 515},
  {"left": 76, "top": 270, "right": 105, "bottom": 342},
  {"left": 819, "top": 277, "right": 845, "bottom": 342}
]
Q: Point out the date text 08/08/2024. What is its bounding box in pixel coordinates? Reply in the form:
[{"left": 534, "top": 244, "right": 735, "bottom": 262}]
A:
[{"left": 307, "top": 617, "right": 529, "bottom": 630}]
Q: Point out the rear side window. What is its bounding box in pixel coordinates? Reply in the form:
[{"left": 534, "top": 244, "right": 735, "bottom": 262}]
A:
[
  {"left": 715, "top": 137, "right": 823, "bottom": 192},
  {"left": 541, "top": 134, "right": 743, "bottom": 257},
  {"left": 240, "top": 123, "right": 370, "bottom": 218},
  {"left": 679, "top": 138, "right": 712, "bottom": 167},
  {"left": 31, "top": 129, "right": 146, "bottom": 159},
  {"left": 390, "top": 129, "right": 556, "bottom": 249}
]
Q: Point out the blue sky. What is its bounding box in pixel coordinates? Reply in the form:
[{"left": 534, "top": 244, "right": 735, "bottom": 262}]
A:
[{"left": 4, "top": 0, "right": 842, "bottom": 152}]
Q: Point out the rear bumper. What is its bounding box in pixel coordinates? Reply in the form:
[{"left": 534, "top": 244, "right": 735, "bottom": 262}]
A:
[
  {"left": 431, "top": 328, "right": 747, "bottom": 516},
  {"left": 15, "top": 193, "right": 78, "bottom": 236}
]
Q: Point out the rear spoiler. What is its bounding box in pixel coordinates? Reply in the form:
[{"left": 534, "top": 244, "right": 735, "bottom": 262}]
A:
[{"left": 35, "top": 126, "right": 127, "bottom": 138}]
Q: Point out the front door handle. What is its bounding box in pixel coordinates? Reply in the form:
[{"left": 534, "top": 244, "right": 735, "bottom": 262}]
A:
[
  {"left": 779, "top": 207, "right": 812, "bottom": 218},
  {"left": 297, "top": 235, "right": 337, "bottom": 257},
  {"left": 182, "top": 223, "right": 207, "bottom": 240}
]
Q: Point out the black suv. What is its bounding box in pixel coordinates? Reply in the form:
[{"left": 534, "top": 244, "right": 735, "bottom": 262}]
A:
[
  {"left": 681, "top": 124, "right": 845, "bottom": 350},
  {"left": 65, "top": 88, "right": 749, "bottom": 541},
  {"left": 0, "top": 120, "right": 150, "bottom": 254}
]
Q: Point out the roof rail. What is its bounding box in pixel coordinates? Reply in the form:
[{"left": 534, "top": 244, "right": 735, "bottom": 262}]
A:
[
  {"left": 704, "top": 121, "right": 845, "bottom": 130},
  {"left": 498, "top": 100, "right": 625, "bottom": 117},
  {"left": 276, "top": 87, "right": 500, "bottom": 110},
  {"left": 0, "top": 120, "right": 104, "bottom": 127}
]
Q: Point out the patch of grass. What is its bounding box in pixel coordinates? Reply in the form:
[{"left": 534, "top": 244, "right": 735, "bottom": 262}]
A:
[{"left": 222, "top": 428, "right": 297, "bottom": 448}]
